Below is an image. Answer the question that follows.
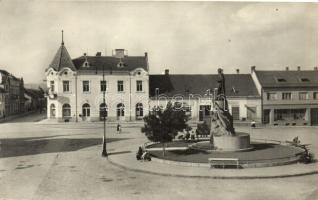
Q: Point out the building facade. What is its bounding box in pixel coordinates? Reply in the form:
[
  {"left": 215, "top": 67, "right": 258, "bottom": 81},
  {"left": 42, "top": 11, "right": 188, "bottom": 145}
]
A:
[
  {"left": 46, "top": 40, "right": 149, "bottom": 122},
  {"left": 47, "top": 37, "right": 318, "bottom": 126},
  {"left": 45, "top": 37, "right": 263, "bottom": 123},
  {"left": 0, "top": 69, "right": 25, "bottom": 118},
  {"left": 251, "top": 66, "right": 318, "bottom": 126},
  {"left": 149, "top": 71, "right": 262, "bottom": 122}
]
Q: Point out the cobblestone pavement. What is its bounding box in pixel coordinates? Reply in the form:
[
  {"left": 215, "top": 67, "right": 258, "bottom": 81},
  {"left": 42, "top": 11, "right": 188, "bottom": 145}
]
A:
[{"left": 0, "top": 114, "right": 317, "bottom": 200}]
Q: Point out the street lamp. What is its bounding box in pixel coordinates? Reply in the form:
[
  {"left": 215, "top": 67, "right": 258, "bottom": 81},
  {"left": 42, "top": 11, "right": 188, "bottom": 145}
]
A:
[
  {"left": 155, "top": 88, "right": 159, "bottom": 110},
  {"left": 102, "top": 64, "right": 108, "bottom": 157}
]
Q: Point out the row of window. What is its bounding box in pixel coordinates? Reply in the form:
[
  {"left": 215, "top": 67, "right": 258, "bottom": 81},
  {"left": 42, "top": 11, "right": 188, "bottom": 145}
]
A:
[
  {"left": 50, "top": 80, "right": 143, "bottom": 93},
  {"left": 274, "top": 109, "right": 306, "bottom": 121},
  {"left": 50, "top": 103, "right": 144, "bottom": 119},
  {"left": 267, "top": 92, "right": 318, "bottom": 100}
]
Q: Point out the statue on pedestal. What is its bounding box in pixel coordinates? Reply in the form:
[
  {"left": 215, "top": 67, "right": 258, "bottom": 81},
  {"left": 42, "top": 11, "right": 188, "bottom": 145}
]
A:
[{"left": 210, "top": 68, "right": 235, "bottom": 144}]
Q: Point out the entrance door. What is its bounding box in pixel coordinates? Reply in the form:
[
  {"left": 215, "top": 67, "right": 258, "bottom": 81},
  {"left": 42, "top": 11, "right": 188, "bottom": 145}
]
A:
[
  {"left": 263, "top": 109, "right": 270, "bottom": 124},
  {"left": 117, "top": 103, "right": 125, "bottom": 121},
  {"left": 82, "top": 103, "right": 90, "bottom": 121},
  {"left": 199, "top": 105, "right": 211, "bottom": 121},
  {"left": 231, "top": 106, "right": 240, "bottom": 120},
  {"left": 311, "top": 108, "right": 318, "bottom": 126}
]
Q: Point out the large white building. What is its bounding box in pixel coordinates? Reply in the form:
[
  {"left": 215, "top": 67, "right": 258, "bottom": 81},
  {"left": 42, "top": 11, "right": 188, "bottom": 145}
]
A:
[
  {"left": 46, "top": 39, "right": 149, "bottom": 122},
  {"left": 46, "top": 37, "right": 262, "bottom": 123}
]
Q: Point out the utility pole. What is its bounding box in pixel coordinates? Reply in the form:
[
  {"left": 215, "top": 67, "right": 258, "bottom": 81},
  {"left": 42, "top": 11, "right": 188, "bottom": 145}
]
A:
[{"left": 102, "top": 64, "right": 108, "bottom": 157}]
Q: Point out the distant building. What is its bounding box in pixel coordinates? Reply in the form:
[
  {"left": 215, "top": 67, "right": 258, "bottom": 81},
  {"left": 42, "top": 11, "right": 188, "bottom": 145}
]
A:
[
  {"left": 0, "top": 87, "right": 5, "bottom": 118},
  {"left": 24, "top": 88, "right": 46, "bottom": 112},
  {"left": 149, "top": 70, "right": 262, "bottom": 122},
  {"left": 0, "top": 69, "right": 25, "bottom": 118},
  {"left": 45, "top": 37, "right": 149, "bottom": 122},
  {"left": 251, "top": 66, "right": 318, "bottom": 126}
]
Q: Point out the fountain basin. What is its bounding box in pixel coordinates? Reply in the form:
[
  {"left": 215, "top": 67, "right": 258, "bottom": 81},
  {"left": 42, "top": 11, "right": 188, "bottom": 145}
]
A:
[{"left": 213, "top": 132, "right": 252, "bottom": 152}]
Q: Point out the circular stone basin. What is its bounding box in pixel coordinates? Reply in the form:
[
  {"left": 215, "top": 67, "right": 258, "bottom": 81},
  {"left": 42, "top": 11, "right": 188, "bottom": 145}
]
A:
[
  {"left": 191, "top": 132, "right": 252, "bottom": 152},
  {"left": 213, "top": 132, "right": 252, "bottom": 151},
  {"left": 148, "top": 143, "right": 305, "bottom": 168}
]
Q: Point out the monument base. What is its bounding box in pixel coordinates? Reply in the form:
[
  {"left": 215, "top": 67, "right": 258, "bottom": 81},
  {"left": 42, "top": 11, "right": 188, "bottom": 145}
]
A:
[{"left": 213, "top": 132, "right": 252, "bottom": 152}]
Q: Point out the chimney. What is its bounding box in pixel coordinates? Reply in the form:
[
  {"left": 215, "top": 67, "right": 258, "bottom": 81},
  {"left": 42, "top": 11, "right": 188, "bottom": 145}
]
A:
[
  {"left": 83, "top": 53, "right": 87, "bottom": 56},
  {"left": 145, "top": 52, "right": 148, "bottom": 57},
  {"left": 285, "top": 66, "right": 289, "bottom": 71},
  {"left": 236, "top": 69, "right": 240, "bottom": 74},
  {"left": 164, "top": 69, "right": 169, "bottom": 75},
  {"left": 96, "top": 52, "right": 101, "bottom": 56},
  {"left": 113, "top": 49, "right": 126, "bottom": 58},
  {"left": 251, "top": 66, "right": 256, "bottom": 72},
  {"left": 314, "top": 67, "right": 318, "bottom": 71},
  {"left": 297, "top": 66, "right": 301, "bottom": 71}
]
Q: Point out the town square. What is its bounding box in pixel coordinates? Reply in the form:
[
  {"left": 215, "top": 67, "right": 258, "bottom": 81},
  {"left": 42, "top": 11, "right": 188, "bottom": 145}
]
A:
[
  {"left": 0, "top": 114, "right": 317, "bottom": 200},
  {"left": 1, "top": 1, "right": 318, "bottom": 200}
]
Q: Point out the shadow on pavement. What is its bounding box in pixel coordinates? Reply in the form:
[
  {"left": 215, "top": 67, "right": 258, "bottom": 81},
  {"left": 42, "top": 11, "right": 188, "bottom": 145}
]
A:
[
  {"left": 0, "top": 136, "right": 130, "bottom": 158},
  {"left": 3, "top": 113, "right": 47, "bottom": 123},
  {"left": 250, "top": 143, "right": 276, "bottom": 151},
  {"left": 108, "top": 150, "right": 132, "bottom": 156}
]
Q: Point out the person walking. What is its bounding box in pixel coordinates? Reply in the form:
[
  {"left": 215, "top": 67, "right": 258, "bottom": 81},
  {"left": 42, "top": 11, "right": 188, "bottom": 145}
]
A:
[{"left": 117, "top": 123, "right": 121, "bottom": 134}]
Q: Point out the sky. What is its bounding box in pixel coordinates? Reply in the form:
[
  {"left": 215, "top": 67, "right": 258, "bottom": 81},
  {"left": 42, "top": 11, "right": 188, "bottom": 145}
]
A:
[{"left": 0, "top": 1, "right": 318, "bottom": 84}]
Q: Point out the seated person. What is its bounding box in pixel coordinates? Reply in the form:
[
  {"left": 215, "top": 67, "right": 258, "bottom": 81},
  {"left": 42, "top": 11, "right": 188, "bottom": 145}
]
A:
[
  {"left": 251, "top": 120, "right": 256, "bottom": 128},
  {"left": 292, "top": 136, "right": 300, "bottom": 145},
  {"left": 136, "top": 146, "right": 143, "bottom": 160}
]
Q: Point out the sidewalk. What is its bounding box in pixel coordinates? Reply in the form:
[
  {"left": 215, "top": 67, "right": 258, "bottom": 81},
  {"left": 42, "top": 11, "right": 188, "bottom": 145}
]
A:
[
  {"left": 36, "top": 118, "right": 145, "bottom": 127},
  {"left": 107, "top": 137, "right": 318, "bottom": 179},
  {"left": 0, "top": 111, "right": 38, "bottom": 123}
]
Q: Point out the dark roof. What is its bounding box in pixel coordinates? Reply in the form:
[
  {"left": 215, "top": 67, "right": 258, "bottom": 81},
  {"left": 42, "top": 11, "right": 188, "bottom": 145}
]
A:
[
  {"left": 255, "top": 70, "right": 318, "bottom": 88},
  {"left": 149, "top": 74, "right": 259, "bottom": 98},
  {"left": 48, "top": 44, "right": 76, "bottom": 71},
  {"left": 24, "top": 88, "right": 44, "bottom": 98},
  {"left": 0, "top": 69, "right": 21, "bottom": 81},
  {"left": 0, "top": 69, "right": 9, "bottom": 75},
  {"left": 72, "top": 55, "right": 148, "bottom": 72},
  {"left": 0, "top": 87, "right": 6, "bottom": 93}
]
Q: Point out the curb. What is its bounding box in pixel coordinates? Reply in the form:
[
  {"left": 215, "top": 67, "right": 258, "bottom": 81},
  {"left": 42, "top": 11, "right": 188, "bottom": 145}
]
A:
[{"left": 107, "top": 156, "right": 318, "bottom": 179}]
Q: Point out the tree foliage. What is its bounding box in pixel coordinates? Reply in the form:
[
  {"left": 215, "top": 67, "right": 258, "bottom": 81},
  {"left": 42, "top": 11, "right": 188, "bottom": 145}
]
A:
[{"left": 142, "top": 102, "right": 190, "bottom": 144}]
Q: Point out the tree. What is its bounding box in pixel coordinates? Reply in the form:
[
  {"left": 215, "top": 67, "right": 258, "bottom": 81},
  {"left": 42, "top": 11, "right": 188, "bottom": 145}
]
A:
[{"left": 142, "top": 102, "right": 190, "bottom": 156}]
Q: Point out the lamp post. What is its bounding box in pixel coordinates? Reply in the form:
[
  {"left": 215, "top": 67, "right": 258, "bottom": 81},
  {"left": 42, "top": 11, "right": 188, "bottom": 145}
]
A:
[
  {"left": 102, "top": 64, "right": 108, "bottom": 157},
  {"left": 155, "top": 88, "right": 159, "bottom": 110}
]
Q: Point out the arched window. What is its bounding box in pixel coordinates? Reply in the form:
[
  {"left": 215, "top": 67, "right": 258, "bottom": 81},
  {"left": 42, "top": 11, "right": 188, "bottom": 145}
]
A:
[
  {"left": 99, "top": 103, "right": 108, "bottom": 120},
  {"left": 82, "top": 103, "right": 90, "bottom": 117},
  {"left": 50, "top": 104, "right": 56, "bottom": 118},
  {"left": 62, "top": 104, "right": 71, "bottom": 117},
  {"left": 117, "top": 103, "right": 125, "bottom": 119},
  {"left": 136, "top": 103, "right": 143, "bottom": 120}
]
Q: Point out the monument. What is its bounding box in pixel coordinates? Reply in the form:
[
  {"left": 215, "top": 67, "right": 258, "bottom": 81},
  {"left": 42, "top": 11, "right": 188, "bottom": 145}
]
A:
[
  {"left": 146, "top": 68, "right": 306, "bottom": 168},
  {"left": 210, "top": 68, "right": 252, "bottom": 151}
]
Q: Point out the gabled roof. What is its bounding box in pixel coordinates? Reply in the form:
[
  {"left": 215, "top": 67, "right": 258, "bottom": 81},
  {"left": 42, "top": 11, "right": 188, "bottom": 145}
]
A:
[
  {"left": 0, "top": 69, "right": 9, "bottom": 75},
  {"left": 48, "top": 44, "right": 76, "bottom": 71},
  {"left": 255, "top": 70, "right": 318, "bottom": 88},
  {"left": 24, "top": 88, "right": 44, "bottom": 98},
  {"left": 149, "top": 74, "right": 259, "bottom": 98},
  {"left": 0, "top": 69, "right": 21, "bottom": 81},
  {"left": 72, "top": 55, "right": 148, "bottom": 72}
]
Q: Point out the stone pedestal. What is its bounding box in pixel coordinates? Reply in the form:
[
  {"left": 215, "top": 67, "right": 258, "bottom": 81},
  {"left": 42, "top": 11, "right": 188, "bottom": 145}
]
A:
[{"left": 213, "top": 132, "right": 252, "bottom": 151}]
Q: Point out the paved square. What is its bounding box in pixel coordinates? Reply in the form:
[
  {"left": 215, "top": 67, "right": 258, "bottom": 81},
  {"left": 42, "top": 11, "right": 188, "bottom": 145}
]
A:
[{"left": 0, "top": 114, "right": 318, "bottom": 200}]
